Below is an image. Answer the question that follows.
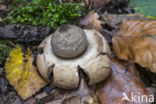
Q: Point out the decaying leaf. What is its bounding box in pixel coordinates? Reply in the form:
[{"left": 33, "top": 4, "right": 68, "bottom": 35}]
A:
[
  {"left": 113, "top": 20, "right": 156, "bottom": 73},
  {"left": 96, "top": 58, "right": 154, "bottom": 104},
  {"left": 40, "top": 76, "right": 99, "bottom": 104},
  {"left": 5, "top": 46, "right": 47, "bottom": 100},
  {"left": 62, "top": 78, "right": 98, "bottom": 104},
  {"left": 93, "top": 0, "right": 110, "bottom": 8},
  {"left": 135, "top": 64, "right": 156, "bottom": 88},
  {"left": 80, "top": 10, "right": 102, "bottom": 32},
  {"left": 101, "top": 13, "right": 145, "bottom": 29}
]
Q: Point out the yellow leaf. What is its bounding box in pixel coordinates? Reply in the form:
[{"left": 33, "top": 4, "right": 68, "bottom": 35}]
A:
[{"left": 5, "top": 46, "right": 47, "bottom": 100}]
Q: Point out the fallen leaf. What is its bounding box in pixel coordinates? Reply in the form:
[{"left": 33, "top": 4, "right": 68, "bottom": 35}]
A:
[
  {"left": 23, "top": 98, "right": 36, "bottom": 104},
  {"left": 135, "top": 64, "right": 156, "bottom": 88},
  {"left": 101, "top": 13, "right": 145, "bottom": 29},
  {"left": 58, "top": 0, "right": 81, "bottom": 3},
  {"left": 147, "top": 87, "right": 156, "bottom": 97},
  {"left": 5, "top": 46, "right": 47, "bottom": 100},
  {"left": 40, "top": 74, "right": 99, "bottom": 104},
  {"left": 100, "top": 0, "right": 130, "bottom": 14},
  {"left": 62, "top": 78, "right": 98, "bottom": 104},
  {"left": 80, "top": 10, "right": 102, "bottom": 32},
  {"left": 113, "top": 20, "right": 156, "bottom": 73},
  {"left": 96, "top": 58, "right": 154, "bottom": 104},
  {"left": 84, "top": 0, "right": 90, "bottom": 6},
  {"left": 93, "top": 0, "right": 110, "bottom": 8}
]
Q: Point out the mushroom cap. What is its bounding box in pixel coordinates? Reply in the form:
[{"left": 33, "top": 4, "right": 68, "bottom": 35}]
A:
[
  {"left": 51, "top": 25, "right": 88, "bottom": 59},
  {"left": 37, "top": 29, "right": 111, "bottom": 89}
]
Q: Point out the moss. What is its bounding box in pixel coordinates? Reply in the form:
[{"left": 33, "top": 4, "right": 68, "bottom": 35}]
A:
[{"left": 6, "top": 0, "right": 85, "bottom": 29}]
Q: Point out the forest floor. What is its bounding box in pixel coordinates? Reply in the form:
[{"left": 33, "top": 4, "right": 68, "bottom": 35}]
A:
[{"left": 0, "top": 0, "right": 155, "bottom": 104}]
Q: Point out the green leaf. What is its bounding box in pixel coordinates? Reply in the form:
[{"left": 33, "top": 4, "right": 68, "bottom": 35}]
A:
[
  {"left": 147, "top": 16, "right": 156, "bottom": 19},
  {"left": 129, "top": 0, "right": 156, "bottom": 18}
]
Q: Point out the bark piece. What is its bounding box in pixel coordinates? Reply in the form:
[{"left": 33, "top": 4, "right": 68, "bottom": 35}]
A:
[{"left": 5, "top": 24, "right": 52, "bottom": 43}]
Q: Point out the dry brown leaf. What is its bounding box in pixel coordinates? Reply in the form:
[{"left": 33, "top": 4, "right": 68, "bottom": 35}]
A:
[
  {"left": 101, "top": 14, "right": 145, "bottom": 29},
  {"left": 96, "top": 58, "right": 154, "bottom": 104},
  {"left": 80, "top": 10, "right": 102, "bottom": 32},
  {"left": 113, "top": 20, "right": 156, "bottom": 73},
  {"left": 93, "top": 0, "right": 110, "bottom": 8},
  {"left": 40, "top": 77, "right": 99, "bottom": 104},
  {"left": 5, "top": 46, "right": 47, "bottom": 100}
]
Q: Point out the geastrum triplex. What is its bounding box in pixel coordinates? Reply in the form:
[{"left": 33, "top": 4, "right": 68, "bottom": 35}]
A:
[{"left": 37, "top": 25, "right": 111, "bottom": 89}]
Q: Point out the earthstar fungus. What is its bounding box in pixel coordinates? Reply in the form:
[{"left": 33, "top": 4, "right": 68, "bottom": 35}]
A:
[{"left": 37, "top": 25, "right": 111, "bottom": 89}]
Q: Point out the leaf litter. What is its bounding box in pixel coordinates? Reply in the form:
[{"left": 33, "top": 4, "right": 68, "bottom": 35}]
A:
[
  {"left": 5, "top": 46, "right": 47, "bottom": 100},
  {"left": 0, "top": 0, "right": 156, "bottom": 103}
]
